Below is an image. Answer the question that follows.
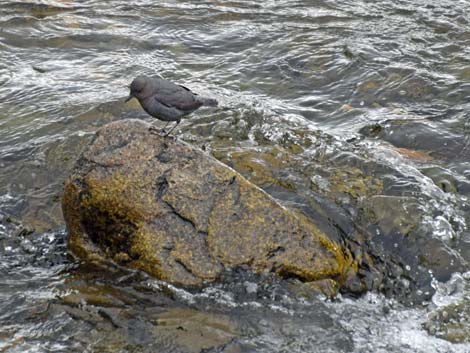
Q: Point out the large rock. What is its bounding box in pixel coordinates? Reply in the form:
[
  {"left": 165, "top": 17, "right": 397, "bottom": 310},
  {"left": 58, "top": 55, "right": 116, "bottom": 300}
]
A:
[{"left": 62, "top": 119, "right": 360, "bottom": 290}]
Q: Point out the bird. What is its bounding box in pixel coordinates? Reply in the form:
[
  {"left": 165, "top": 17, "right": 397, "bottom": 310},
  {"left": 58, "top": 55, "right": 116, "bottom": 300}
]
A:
[{"left": 125, "top": 75, "right": 218, "bottom": 136}]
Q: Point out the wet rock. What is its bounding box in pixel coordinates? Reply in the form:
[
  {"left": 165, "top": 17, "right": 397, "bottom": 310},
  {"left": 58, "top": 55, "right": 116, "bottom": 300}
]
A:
[
  {"left": 363, "top": 120, "right": 468, "bottom": 163},
  {"left": 394, "top": 147, "right": 433, "bottom": 163},
  {"left": 363, "top": 196, "right": 423, "bottom": 236},
  {"left": 328, "top": 167, "right": 383, "bottom": 201},
  {"left": 62, "top": 119, "right": 361, "bottom": 291},
  {"left": 209, "top": 124, "right": 468, "bottom": 302},
  {"left": 216, "top": 149, "right": 294, "bottom": 189},
  {"left": 424, "top": 273, "right": 470, "bottom": 343},
  {"left": 361, "top": 194, "right": 466, "bottom": 287},
  {"left": 152, "top": 308, "right": 239, "bottom": 353},
  {"left": 59, "top": 304, "right": 239, "bottom": 352},
  {"left": 424, "top": 300, "right": 470, "bottom": 343},
  {"left": 416, "top": 238, "right": 464, "bottom": 282},
  {"left": 420, "top": 166, "right": 458, "bottom": 193},
  {"left": 288, "top": 279, "right": 339, "bottom": 299}
]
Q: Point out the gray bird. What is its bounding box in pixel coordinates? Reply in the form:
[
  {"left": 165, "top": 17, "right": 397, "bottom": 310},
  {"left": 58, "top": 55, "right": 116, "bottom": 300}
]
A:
[{"left": 125, "top": 75, "right": 218, "bottom": 136}]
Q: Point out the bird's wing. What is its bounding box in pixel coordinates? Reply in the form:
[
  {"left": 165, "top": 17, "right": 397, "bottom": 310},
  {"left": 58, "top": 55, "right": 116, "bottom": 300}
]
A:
[{"left": 154, "top": 86, "right": 203, "bottom": 112}]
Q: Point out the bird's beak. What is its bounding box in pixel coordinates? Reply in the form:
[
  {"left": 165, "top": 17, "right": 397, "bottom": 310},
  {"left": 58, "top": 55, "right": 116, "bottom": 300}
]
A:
[{"left": 125, "top": 94, "right": 133, "bottom": 102}]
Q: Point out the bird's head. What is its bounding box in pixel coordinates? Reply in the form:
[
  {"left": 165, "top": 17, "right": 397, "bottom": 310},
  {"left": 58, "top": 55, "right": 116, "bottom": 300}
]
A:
[{"left": 126, "top": 76, "right": 151, "bottom": 102}]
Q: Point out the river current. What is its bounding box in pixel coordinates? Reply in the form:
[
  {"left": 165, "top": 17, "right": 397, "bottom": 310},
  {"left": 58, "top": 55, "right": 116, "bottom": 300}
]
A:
[{"left": 1, "top": 1, "right": 470, "bottom": 352}]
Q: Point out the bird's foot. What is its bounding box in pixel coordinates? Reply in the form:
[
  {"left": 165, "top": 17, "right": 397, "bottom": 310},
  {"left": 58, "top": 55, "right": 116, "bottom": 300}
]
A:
[
  {"left": 148, "top": 126, "right": 176, "bottom": 140},
  {"left": 148, "top": 126, "right": 166, "bottom": 136},
  {"left": 163, "top": 133, "right": 176, "bottom": 141}
]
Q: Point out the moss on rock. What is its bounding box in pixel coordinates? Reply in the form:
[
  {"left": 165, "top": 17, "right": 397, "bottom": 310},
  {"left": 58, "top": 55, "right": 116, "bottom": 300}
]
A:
[{"left": 62, "top": 119, "right": 364, "bottom": 293}]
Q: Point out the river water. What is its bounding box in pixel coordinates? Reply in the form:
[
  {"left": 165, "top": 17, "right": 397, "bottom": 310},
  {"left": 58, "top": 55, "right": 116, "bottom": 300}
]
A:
[{"left": 1, "top": 1, "right": 470, "bottom": 352}]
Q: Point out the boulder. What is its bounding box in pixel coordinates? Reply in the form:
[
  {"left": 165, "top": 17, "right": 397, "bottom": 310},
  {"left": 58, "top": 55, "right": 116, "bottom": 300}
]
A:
[{"left": 62, "top": 119, "right": 360, "bottom": 290}]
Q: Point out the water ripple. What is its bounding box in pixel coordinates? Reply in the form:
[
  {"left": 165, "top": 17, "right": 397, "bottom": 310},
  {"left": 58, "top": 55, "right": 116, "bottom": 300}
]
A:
[{"left": 1, "top": 1, "right": 470, "bottom": 351}]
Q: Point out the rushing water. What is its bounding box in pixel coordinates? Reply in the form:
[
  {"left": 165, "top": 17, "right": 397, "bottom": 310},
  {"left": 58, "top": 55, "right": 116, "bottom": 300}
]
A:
[{"left": 1, "top": 0, "right": 470, "bottom": 352}]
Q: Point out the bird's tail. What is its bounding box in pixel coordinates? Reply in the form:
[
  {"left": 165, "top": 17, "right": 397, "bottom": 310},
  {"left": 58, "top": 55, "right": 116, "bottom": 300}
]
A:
[{"left": 197, "top": 96, "right": 218, "bottom": 107}]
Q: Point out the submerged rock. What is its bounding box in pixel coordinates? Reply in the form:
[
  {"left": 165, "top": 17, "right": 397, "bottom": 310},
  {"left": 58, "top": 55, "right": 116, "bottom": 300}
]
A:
[
  {"left": 424, "top": 299, "right": 470, "bottom": 343},
  {"left": 62, "top": 119, "right": 362, "bottom": 292}
]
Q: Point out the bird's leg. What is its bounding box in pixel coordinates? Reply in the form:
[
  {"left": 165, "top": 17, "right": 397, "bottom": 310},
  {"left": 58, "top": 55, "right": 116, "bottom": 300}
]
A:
[
  {"left": 164, "top": 120, "right": 180, "bottom": 137},
  {"left": 161, "top": 121, "right": 170, "bottom": 133}
]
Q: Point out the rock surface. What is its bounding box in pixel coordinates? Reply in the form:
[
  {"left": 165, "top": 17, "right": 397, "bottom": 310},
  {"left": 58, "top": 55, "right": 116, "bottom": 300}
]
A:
[{"left": 62, "top": 119, "right": 361, "bottom": 290}]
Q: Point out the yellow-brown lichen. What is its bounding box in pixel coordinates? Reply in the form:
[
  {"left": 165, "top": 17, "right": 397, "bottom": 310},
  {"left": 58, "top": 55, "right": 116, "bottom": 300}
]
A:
[
  {"left": 63, "top": 119, "right": 368, "bottom": 294},
  {"left": 329, "top": 167, "right": 383, "bottom": 200}
]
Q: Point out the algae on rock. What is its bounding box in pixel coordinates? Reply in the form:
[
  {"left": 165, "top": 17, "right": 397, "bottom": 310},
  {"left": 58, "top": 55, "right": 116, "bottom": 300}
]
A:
[{"left": 63, "top": 119, "right": 365, "bottom": 293}]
